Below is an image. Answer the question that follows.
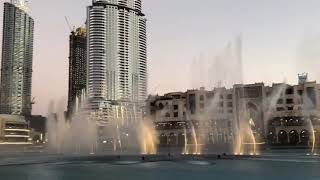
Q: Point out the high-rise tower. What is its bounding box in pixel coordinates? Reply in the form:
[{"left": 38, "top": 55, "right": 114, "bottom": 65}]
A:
[
  {"left": 87, "top": 0, "right": 147, "bottom": 112},
  {"left": 0, "top": 0, "right": 34, "bottom": 116},
  {"left": 67, "top": 27, "right": 87, "bottom": 118}
]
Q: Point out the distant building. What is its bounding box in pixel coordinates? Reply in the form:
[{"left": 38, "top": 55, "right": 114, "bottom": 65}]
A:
[
  {"left": 146, "top": 76, "right": 320, "bottom": 148},
  {"left": 67, "top": 27, "right": 87, "bottom": 118},
  {"left": 146, "top": 88, "right": 235, "bottom": 150},
  {"left": 266, "top": 81, "right": 320, "bottom": 146},
  {"left": 0, "top": 0, "right": 34, "bottom": 116},
  {"left": 86, "top": 0, "right": 147, "bottom": 115},
  {"left": 86, "top": 0, "right": 148, "bottom": 144},
  {"left": 25, "top": 115, "right": 46, "bottom": 142},
  {"left": 0, "top": 114, "right": 31, "bottom": 145}
]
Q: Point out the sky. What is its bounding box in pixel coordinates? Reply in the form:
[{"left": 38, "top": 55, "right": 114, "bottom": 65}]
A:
[{"left": 1, "top": 0, "right": 320, "bottom": 115}]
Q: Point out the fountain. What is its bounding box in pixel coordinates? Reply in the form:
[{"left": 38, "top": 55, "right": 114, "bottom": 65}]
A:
[
  {"left": 140, "top": 120, "right": 157, "bottom": 155},
  {"left": 234, "top": 118, "right": 258, "bottom": 155},
  {"left": 182, "top": 127, "right": 189, "bottom": 155},
  {"left": 46, "top": 90, "right": 98, "bottom": 155},
  {"left": 46, "top": 90, "right": 160, "bottom": 155},
  {"left": 190, "top": 123, "right": 201, "bottom": 155},
  {"left": 302, "top": 94, "right": 318, "bottom": 155}
]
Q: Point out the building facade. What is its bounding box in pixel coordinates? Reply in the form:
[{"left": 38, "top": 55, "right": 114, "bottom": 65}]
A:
[
  {"left": 147, "top": 75, "right": 320, "bottom": 149},
  {"left": 146, "top": 88, "right": 235, "bottom": 152},
  {"left": 266, "top": 75, "right": 320, "bottom": 146},
  {"left": 86, "top": 0, "right": 147, "bottom": 114},
  {"left": 0, "top": 0, "right": 34, "bottom": 116},
  {"left": 0, "top": 114, "right": 31, "bottom": 145},
  {"left": 67, "top": 27, "right": 87, "bottom": 118}
]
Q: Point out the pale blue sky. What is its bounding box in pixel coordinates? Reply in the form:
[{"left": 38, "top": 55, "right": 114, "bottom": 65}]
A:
[{"left": 1, "top": 0, "right": 320, "bottom": 115}]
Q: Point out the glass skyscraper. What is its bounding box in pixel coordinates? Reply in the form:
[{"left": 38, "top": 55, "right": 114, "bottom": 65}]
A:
[
  {"left": 87, "top": 0, "right": 147, "bottom": 112},
  {"left": 0, "top": 0, "right": 34, "bottom": 116}
]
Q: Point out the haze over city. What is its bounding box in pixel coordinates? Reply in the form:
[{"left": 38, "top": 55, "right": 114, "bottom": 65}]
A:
[{"left": 1, "top": 0, "right": 320, "bottom": 115}]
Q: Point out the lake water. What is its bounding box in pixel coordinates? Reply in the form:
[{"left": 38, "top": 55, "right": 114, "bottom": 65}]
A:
[{"left": 0, "top": 153, "right": 320, "bottom": 180}]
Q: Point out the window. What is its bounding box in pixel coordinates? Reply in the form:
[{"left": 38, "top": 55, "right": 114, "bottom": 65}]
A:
[
  {"left": 158, "top": 103, "right": 164, "bottom": 110},
  {"left": 227, "top": 94, "right": 233, "bottom": 100},
  {"left": 288, "top": 107, "right": 293, "bottom": 111},
  {"left": 277, "top": 99, "right": 283, "bottom": 104},
  {"left": 220, "top": 95, "right": 224, "bottom": 99},
  {"left": 286, "top": 99, "right": 294, "bottom": 104},
  {"left": 200, "top": 95, "right": 204, "bottom": 101},
  {"left": 173, "top": 105, "right": 178, "bottom": 110},
  {"left": 277, "top": 107, "right": 285, "bottom": 111},
  {"left": 286, "top": 88, "right": 294, "bottom": 95},
  {"left": 165, "top": 113, "right": 170, "bottom": 117},
  {"left": 206, "top": 92, "right": 214, "bottom": 99},
  {"left": 189, "top": 94, "right": 196, "bottom": 114},
  {"left": 174, "top": 112, "right": 178, "bottom": 118},
  {"left": 227, "top": 102, "right": 233, "bottom": 108},
  {"left": 200, "top": 103, "right": 205, "bottom": 109},
  {"left": 306, "top": 87, "right": 316, "bottom": 109}
]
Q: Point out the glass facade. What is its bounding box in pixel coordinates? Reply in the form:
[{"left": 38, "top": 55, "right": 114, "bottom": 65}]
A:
[
  {"left": 87, "top": 0, "right": 147, "bottom": 111},
  {"left": 0, "top": 2, "right": 34, "bottom": 116}
]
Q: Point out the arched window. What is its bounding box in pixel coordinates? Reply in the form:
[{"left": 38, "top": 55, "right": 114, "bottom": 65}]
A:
[
  {"left": 300, "top": 130, "right": 310, "bottom": 145},
  {"left": 158, "top": 103, "right": 164, "bottom": 110},
  {"left": 159, "top": 133, "right": 167, "bottom": 146},
  {"left": 168, "top": 133, "right": 177, "bottom": 146},
  {"left": 278, "top": 130, "right": 288, "bottom": 145},
  {"left": 289, "top": 130, "right": 299, "bottom": 145}
]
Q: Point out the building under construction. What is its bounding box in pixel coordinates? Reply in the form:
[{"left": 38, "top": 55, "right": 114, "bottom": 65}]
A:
[{"left": 67, "top": 27, "right": 87, "bottom": 118}]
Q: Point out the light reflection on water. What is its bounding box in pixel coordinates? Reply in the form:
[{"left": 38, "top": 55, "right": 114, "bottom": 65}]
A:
[{"left": 1, "top": 155, "right": 320, "bottom": 180}]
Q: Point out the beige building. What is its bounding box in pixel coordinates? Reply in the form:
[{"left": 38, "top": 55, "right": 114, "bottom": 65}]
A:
[
  {"left": 0, "top": 115, "right": 31, "bottom": 145},
  {"left": 146, "top": 74, "right": 320, "bottom": 148}
]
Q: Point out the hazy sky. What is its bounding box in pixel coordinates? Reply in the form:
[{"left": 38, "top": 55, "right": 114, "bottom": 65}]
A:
[{"left": 1, "top": 0, "right": 320, "bottom": 115}]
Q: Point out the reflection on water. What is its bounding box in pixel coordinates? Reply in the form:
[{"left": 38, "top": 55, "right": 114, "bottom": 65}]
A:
[{"left": 1, "top": 154, "right": 320, "bottom": 180}]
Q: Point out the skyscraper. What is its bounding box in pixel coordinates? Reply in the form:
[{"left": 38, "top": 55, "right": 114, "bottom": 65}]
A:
[
  {"left": 67, "top": 27, "right": 87, "bottom": 118},
  {"left": 0, "top": 0, "right": 34, "bottom": 116},
  {"left": 87, "top": 0, "right": 147, "bottom": 112}
]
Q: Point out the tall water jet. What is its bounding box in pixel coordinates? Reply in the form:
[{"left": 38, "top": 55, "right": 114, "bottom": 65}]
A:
[
  {"left": 140, "top": 120, "right": 157, "bottom": 155},
  {"left": 234, "top": 133, "right": 242, "bottom": 155},
  {"left": 249, "top": 118, "right": 257, "bottom": 155},
  {"left": 234, "top": 117, "right": 258, "bottom": 155},
  {"left": 311, "top": 128, "right": 316, "bottom": 154},
  {"left": 46, "top": 89, "right": 98, "bottom": 155},
  {"left": 182, "top": 127, "right": 189, "bottom": 155},
  {"left": 300, "top": 84, "right": 318, "bottom": 155},
  {"left": 305, "top": 116, "right": 316, "bottom": 155},
  {"left": 190, "top": 122, "right": 201, "bottom": 155}
]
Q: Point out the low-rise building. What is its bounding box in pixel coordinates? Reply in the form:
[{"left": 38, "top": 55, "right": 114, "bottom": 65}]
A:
[
  {"left": 0, "top": 115, "right": 32, "bottom": 145},
  {"left": 146, "top": 74, "right": 320, "bottom": 149},
  {"left": 26, "top": 115, "right": 46, "bottom": 143}
]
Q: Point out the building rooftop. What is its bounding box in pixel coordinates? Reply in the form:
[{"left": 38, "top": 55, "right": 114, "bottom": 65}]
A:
[
  {"left": 0, "top": 114, "right": 26, "bottom": 123},
  {"left": 10, "top": 0, "right": 29, "bottom": 12}
]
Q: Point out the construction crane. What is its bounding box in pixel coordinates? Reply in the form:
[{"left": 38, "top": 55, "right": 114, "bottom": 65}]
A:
[
  {"left": 31, "top": 97, "right": 35, "bottom": 105},
  {"left": 64, "top": 16, "right": 74, "bottom": 32},
  {"left": 29, "top": 97, "right": 35, "bottom": 110},
  {"left": 150, "top": 84, "right": 160, "bottom": 95}
]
